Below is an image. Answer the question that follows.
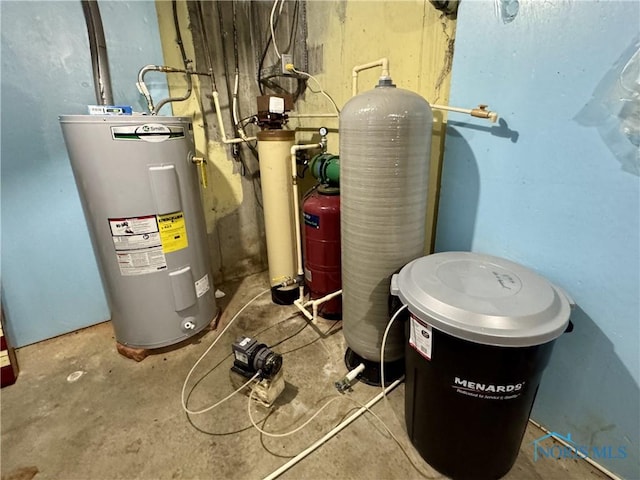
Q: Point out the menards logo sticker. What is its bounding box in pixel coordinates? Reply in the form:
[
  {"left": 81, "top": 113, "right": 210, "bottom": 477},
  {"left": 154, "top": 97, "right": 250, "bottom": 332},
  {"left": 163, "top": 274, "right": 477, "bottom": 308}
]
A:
[{"left": 452, "top": 376, "right": 525, "bottom": 400}]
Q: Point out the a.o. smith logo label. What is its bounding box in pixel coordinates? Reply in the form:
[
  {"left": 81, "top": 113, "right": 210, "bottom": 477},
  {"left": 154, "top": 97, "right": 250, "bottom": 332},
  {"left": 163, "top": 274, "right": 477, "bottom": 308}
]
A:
[{"left": 111, "top": 124, "right": 185, "bottom": 142}]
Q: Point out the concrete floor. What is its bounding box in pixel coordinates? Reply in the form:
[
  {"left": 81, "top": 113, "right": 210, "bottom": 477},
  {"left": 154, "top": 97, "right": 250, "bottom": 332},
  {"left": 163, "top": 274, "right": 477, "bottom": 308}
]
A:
[{"left": 2, "top": 272, "right": 609, "bottom": 480}]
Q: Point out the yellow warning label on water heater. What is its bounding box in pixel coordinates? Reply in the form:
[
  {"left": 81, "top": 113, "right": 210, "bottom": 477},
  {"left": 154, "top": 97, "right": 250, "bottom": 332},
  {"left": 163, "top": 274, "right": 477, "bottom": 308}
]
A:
[{"left": 157, "top": 211, "right": 188, "bottom": 253}]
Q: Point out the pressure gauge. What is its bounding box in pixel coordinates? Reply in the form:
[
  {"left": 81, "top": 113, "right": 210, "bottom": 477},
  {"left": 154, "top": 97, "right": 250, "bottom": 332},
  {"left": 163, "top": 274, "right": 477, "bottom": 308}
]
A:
[{"left": 319, "top": 127, "right": 329, "bottom": 137}]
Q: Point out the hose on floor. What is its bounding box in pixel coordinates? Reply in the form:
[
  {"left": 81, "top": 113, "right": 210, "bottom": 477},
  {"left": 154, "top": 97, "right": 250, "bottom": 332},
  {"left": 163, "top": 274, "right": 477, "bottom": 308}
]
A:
[{"left": 181, "top": 288, "right": 270, "bottom": 415}]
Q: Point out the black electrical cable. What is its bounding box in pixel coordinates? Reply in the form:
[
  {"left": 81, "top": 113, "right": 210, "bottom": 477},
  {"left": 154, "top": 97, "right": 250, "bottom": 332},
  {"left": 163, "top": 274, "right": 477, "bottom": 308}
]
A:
[
  {"left": 279, "top": 320, "right": 342, "bottom": 356},
  {"left": 216, "top": 0, "right": 266, "bottom": 213},
  {"left": 231, "top": 0, "right": 240, "bottom": 72},
  {"left": 256, "top": 0, "right": 308, "bottom": 100},
  {"left": 184, "top": 311, "right": 307, "bottom": 436},
  {"left": 302, "top": 184, "right": 319, "bottom": 201},
  {"left": 215, "top": 1, "right": 235, "bottom": 131},
  {"left": 216, "top": 0, "right": 251, "bottom": 177},
  {"left": 258, "top": 0, "right": 307, "bottom": 102},
  {"left": 231, "top": 0, "right": 260, "bottom": 162},
  {"left": 282, "top": 0, "right": 300, "bottom": 56},
  {"left": 297, "top": 164, "right": 308, "bottom": 179},
  {"left": 239, "top": 114, "right": 258, "bottom": 126},
  {"left": 195, "top": 0, "right": 217, "bottom": 91},
  {"left": 172, "top": 0, "right": 191, "bottom": 69},
  {"left": 190, "top": 0, "right": 218, "bottom": 137},
  {"left": 155, "top": 1, "right": 193, "bottom": 116},
  {"left": 229, "top": 0, "right": 266, "bottom": 211},
  {"left": 255, "top": 3, "right": 275, "bottom": 95}
]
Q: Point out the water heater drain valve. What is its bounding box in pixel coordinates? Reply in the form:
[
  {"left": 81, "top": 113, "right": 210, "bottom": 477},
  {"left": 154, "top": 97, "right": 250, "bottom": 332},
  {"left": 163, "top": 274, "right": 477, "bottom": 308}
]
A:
[
  {"left": 181, "top": 319, "right": 196, "bottom": 331},
  {"left": 231, "top": 336, "right": 282, "bottom": 380}
]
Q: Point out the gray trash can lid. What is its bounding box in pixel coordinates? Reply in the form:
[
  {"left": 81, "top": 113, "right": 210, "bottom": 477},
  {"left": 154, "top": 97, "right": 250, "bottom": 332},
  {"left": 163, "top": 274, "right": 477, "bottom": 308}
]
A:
[{"left": 391, "top": 252, "right": 572, "bottom": 347}]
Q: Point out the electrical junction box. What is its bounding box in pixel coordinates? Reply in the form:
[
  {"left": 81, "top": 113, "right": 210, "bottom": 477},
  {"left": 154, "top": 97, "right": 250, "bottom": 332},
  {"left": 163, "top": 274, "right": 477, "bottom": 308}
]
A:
[{"left": 281, "top": 54, "right": 293, "bottom": 74}]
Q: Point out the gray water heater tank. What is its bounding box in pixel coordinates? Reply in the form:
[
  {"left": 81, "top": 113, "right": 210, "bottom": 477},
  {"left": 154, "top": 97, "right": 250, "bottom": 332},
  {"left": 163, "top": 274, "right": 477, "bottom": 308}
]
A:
[
  {"left": 340, "top": 78, "right": 433, "bottom": 366},
  {"left": 59, "top": 115, "right": 218, "bottom": 349}
]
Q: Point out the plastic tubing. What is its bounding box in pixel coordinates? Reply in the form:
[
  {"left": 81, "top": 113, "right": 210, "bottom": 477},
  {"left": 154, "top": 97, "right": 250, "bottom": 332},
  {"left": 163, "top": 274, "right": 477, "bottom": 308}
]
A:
[
  {"left": 269, "top": 0, "right": 284, "bottom": 59},
  {"left": 380, "top": 304, "right": 408, "bottom": 397},
  {"left": 181, "top": 288, "right": 270, "bottom": 415},
  {"left": 262, "top": 377, "right": 403, "bottom": 480},
  {"left": 213, "top": 91, "right": 257, "bottom": 144},
  {"left": 248, "top": 390, "right": 345, "bottom": 438},
  {"left": 232, "top": 71, "right": 254, "bottom": 142}
]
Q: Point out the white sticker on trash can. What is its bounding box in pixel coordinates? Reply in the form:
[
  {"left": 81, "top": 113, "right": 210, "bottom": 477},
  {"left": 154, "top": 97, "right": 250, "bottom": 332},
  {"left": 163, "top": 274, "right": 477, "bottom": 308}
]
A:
[{"left": 409, "top": 314, "right": 432, "bottom": 360}]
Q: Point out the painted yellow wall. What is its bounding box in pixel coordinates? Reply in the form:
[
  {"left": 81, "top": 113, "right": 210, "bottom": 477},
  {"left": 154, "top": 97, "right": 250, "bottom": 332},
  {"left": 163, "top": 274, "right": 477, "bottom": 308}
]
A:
[
  {"left": 155, "top": 0, "right": 244, "bottom": 237},
  {"left": 297, "top": 1, "right": 456, "bottom": 251},
  {"left": 155, "top": 0, "right": 455, "bottom": 254}
]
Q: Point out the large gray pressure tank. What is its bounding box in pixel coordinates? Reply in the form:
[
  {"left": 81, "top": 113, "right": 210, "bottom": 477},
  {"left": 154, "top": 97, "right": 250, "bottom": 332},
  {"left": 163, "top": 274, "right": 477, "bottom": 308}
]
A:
[
  {"left": 340, "top": 79, "right": 433, "bottom": 363},
  {"left": 60, "top": 115, "right": 218, "bottom": 349}
]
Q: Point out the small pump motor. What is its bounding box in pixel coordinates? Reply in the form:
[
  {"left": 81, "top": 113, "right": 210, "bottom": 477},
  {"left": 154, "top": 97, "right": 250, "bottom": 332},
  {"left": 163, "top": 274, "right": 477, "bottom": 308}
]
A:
[{"left": 231, "top": 336, "right": 283, "bottom": 379}]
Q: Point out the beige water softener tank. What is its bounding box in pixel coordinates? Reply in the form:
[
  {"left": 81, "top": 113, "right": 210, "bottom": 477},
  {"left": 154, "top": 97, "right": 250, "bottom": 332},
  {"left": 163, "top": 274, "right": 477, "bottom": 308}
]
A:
[{"left": 257, "top": 129, "right": 299, "bottom": 305}]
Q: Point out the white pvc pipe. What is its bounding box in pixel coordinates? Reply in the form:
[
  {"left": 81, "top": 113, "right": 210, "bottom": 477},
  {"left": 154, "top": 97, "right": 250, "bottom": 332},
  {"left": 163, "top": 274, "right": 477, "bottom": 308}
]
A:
[
  {"left": 345, "top": 363, "right": 365, "bottom": 383},
  {"left": 311, "top": 289, "right": 342, "bottom": 306},
  {"left": 289, "top": 113, "right": 339, "bottom": 118},
  {"left": 349, "top": 60, "right": 498, "bottom": 123},
  {"left": 300, "top": 289, "right": 342, "bottom": 309},
  {"left": 294, "top": 289, "right": 342, "bottom": 322},
  {"left": 290, "top": 143, "right": 323, "bottom": 305},
  {"left": 213, "top": 91, "right": 257, "bottom": 144},
  {"left": 293, "top": 299, "right": 314, "bottom": 321},
  {"left": 232, "top": 72, "right": 241, "bottom": 127},
  {"left": 262, "top": 378, "right": 403, "bottom": 480},
  {"left": 431, "top": 103, "right": 499, "bottom": 123},
  {"left": 352, "top": 58, "right": 389, "bottom": 96},
  {"left": 312, "top": 289, "right": 342, "bottom": 321}
]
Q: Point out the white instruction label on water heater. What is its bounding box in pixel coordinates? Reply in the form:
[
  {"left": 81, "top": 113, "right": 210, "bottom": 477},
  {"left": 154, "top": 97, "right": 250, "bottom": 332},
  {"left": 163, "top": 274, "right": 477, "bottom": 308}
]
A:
[
  {"left": 116, "top": 247, "right": 167, "bottom": 276},
  {"left": 195, "top": 274, "right": 210, "bottom": 298},
  {"left": 109, "top": 215, "right": 167, "bottom": 276},
  {"left": 109, "top": 216, "right": 158, "bottom": 236},
  {"left": 409, "top": 314, "right": 433, "bottom": 361}
]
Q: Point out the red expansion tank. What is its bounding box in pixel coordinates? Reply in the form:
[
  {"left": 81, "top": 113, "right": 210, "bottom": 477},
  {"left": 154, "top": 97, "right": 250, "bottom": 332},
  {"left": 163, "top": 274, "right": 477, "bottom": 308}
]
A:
[{"left": 303, "top": 186, "right": 341, "bottom": 319}]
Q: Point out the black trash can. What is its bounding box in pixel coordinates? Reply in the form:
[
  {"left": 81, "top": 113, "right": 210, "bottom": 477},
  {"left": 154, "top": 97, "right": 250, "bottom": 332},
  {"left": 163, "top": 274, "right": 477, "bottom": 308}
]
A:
[{"left": 390, "top": 252, "right": 573, "bottom": 480}]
